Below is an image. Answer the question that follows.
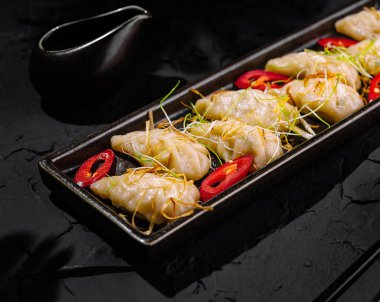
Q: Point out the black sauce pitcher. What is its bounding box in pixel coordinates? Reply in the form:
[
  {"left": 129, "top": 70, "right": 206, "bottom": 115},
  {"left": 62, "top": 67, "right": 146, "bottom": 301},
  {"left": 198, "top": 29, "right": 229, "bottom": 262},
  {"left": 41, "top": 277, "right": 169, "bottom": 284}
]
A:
[{"left": 29, "top": 5, "right": 151, "bottom": 102}]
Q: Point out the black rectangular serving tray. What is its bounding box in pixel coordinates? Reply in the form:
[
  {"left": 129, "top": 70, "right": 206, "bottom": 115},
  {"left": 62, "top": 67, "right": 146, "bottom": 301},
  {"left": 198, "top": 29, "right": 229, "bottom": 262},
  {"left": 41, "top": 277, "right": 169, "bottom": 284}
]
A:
[{"left": 39, "top": 0, "right": 380, "bottom": 254}]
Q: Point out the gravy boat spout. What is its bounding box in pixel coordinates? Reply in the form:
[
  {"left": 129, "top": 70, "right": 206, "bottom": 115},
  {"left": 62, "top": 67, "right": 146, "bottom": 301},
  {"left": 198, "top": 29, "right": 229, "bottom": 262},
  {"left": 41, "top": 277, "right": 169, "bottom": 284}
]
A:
[{"left": 30, "top": 5, "right": 152, "bottom": 102}]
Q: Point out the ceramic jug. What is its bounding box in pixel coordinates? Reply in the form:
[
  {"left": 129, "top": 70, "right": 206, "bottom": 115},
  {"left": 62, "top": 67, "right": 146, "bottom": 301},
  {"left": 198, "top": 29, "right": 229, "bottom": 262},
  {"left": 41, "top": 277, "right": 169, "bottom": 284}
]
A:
[{"left": 29, "top": 5, "right": 151, "bottom": 102}]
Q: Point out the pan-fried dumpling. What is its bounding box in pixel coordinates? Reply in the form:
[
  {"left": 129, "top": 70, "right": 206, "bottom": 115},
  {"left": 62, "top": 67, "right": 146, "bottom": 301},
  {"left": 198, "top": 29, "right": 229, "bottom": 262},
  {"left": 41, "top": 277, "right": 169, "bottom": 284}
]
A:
[
  {"left": 194, "top": 89, "right": 301, "bottom": 132},
  {"left": 335, "top": 7, "right": 380, "bottom": 41},
  {"left": 347, "top": 38, "right": 380, "bottom": 75},
  {"left": 285, "top": 76, "right": 364, "bottom": 124},
  {"left": 90, "top": 170, "right": 202, "bottom": 225},
  {"left": 265, "top": 51, "right": 361, "bottom": 89},
  {"left": 189, "top": 120, "right": 283, "bottom": 169},
  {"left": 111, "top": 128, "right": 210, "bottom": 181}
]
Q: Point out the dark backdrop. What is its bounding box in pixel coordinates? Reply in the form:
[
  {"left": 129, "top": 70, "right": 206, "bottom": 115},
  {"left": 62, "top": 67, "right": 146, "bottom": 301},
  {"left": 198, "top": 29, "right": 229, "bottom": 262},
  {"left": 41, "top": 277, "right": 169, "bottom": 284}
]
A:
[{"left": 1, "top": 0, "right": 380, "bottom": 301}]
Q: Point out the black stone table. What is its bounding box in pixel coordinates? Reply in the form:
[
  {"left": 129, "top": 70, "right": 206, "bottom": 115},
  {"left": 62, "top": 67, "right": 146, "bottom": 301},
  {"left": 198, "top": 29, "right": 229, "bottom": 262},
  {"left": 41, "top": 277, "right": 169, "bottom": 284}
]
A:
[{"left": 1, "top": 0, "right": 380, "bottom": 301}]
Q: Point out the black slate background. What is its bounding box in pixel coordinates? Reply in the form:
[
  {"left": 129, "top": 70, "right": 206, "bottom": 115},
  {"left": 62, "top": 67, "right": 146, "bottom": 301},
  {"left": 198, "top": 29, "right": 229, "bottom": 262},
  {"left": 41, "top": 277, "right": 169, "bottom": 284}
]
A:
[{"left": 1, "top": 0, "right": 380, "bottom": 301}]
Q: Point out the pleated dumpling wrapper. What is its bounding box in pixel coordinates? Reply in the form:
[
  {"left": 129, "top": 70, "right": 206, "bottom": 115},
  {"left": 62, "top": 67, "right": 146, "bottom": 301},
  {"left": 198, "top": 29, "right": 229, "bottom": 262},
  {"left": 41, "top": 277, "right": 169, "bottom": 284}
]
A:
[
  {"left": 347, "top": 38, "right": 380, "bottom": 76},
  {"left": 189, "top": 120, "right": 283, "bottom": 170},
  {"left": 194, "top": 89, "right": 313, "bottom": 138},
  {"left": 285, "top": 76, "right": 364, "bottom": 124},
  {"left": 265, "top": 51, "right": 361, "bottom": 90},
  {"left": 111, "top": 128, "right": 210, "bottom": 181},
  {"left": 90, "top": 170, "right": 209, "bottom": 225},
  {"left": 335, "top": 7, "right": 380, "bottom": 41}
]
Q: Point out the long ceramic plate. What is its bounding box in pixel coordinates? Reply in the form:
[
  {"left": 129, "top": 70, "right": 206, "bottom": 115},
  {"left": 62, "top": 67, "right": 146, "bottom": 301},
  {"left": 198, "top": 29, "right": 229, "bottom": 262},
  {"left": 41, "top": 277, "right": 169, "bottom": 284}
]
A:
[{"left": 39, "top": 0, "right": 380, "bottom": 253}]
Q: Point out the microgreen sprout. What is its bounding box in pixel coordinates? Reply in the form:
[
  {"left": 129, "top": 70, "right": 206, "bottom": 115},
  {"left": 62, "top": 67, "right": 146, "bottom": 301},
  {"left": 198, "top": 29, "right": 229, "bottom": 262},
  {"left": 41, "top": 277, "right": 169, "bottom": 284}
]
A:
[{"left": 160, "top": 80, "right": 181, "bottom": 127}]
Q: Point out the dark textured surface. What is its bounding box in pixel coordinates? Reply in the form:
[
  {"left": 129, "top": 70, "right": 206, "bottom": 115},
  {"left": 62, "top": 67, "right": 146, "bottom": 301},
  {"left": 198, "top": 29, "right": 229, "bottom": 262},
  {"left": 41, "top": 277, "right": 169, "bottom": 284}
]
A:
[
  {"left": 335, "top": 244, "right": 380, "bottom": 302},
  {"left": 1, "top": 0, "right": 380, "bottom": 301}
]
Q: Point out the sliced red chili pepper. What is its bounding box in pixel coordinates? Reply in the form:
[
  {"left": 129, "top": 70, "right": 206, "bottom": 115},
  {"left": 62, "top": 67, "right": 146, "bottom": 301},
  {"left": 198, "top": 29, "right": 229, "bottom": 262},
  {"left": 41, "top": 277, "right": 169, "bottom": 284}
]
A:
[
  {"left": 368, "top": 73, "right": 380, "bottom": 102},
  {"left": 317, "top": 37, "right": 358, "bottom": 49},
  {"left": 74, "top": 149, "right": 115, "bottom": 187},
  {"left": 234, "top": 69, "right": 290, "bottom": 91},
  {"left": 200, "top": 155, "right": 254, "bottom": 202}
]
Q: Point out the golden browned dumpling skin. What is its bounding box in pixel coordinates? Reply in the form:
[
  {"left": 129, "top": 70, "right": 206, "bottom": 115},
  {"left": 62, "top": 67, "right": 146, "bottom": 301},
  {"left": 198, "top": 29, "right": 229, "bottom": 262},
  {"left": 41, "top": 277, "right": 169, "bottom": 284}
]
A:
[
  {"left": 335, "top": 7, "right": 380, "bottom": 41},
  {"left": 111, "top": 128, "right": 210, "bottom": 181},
  {"left": 285, "top": 76, "right": 364, "bottom": 124},
  {"left": 265, "top": 51, "right": 361, "bottom": 89},
  {"left": 194, "top": 89, "right": 302, "bottom": 133},
  {"left": 189, "top": 120, "right": 283, "bottom": 170},
  {"left": 90, "top": 171, "right": 201, "bottom": 225}
]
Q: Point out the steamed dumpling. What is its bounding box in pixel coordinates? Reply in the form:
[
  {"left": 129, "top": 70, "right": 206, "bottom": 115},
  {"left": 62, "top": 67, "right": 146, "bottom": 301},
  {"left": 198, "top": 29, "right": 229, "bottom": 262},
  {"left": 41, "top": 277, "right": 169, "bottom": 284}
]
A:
[
  {"left": 90, "top": 171, "right": 201, "bottom": 224},
  {"left": 189, "top": 120, "right": 283, "bottom": 169},
  {"left": 347, "top": 38, "right": 380, "bottom": 75},
  {"left": 265, "top": 51, "right": 361, "bottom": 89},
  {"left": 285, "top": 76, "right": 364, "bottom": 124},
  {"left": 111, "top": 128, "right": 210, "bottom": 181},
  {"left": 194, "top": 89, "right": 300, "bottom": 132},
  {"left": 335, "top": 7, "right": 380, "bottom": 41}
]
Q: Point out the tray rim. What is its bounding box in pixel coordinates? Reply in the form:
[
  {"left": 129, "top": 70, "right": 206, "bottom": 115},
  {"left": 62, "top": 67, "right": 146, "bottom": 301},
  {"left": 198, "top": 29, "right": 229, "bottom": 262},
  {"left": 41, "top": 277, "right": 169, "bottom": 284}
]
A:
[{"left": 39, "top": 0, "right": 378, "bottom": 247}]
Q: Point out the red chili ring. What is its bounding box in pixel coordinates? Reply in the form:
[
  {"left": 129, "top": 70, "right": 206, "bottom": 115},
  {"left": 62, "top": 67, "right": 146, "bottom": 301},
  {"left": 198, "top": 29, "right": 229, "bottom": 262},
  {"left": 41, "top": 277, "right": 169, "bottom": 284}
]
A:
[
  {"left": 317, "top": 37, "right": 358, "bottom": 49},
  {"left": 234, "top": 69, "right": 290, "bottom": 90},
  {"left": 368, "top": 73, "right": 380, "bottom": 102},
  {"left": 74, "top": 149, "right": 115, "bottom": 187},
  {"left": 200, "top": 155, "right": 254, "bottom": 202}
]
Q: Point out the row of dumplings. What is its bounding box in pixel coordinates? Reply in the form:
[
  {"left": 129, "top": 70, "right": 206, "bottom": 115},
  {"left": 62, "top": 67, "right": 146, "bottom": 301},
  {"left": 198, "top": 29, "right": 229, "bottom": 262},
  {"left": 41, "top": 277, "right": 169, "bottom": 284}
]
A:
[{"left": 87, "top": 6, "right": 380, "bottom": 233}]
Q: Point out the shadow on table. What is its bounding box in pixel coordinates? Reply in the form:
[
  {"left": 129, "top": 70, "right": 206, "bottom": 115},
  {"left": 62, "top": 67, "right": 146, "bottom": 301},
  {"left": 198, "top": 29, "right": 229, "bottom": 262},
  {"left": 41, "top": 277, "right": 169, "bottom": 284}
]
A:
[
  {"left": 48, "top": 123, "right": 380, "bottom": 297},
  {"left": 0, "top": 232, "right": 74, "bottom": 302}
]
